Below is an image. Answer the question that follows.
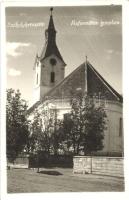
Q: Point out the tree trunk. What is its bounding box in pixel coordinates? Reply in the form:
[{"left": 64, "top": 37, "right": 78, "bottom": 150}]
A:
[
  {"left": 73, "top": 143, "right": 76, "bottom": 155},
  {"left": 84, "top": 144, "right": 87, "bottom": 156},
  {"left": 37, "top": 153, "right": 40, "bottom": 173},
  {"left": 77, "top": 143, "right": 80, "bottom": 155}
]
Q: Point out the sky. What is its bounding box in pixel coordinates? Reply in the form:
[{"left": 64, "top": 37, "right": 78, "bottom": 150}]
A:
[{"left": 6, "top": 6, "right": 122, "bottom": 106}]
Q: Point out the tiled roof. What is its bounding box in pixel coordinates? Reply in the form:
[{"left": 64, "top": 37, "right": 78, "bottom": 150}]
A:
[{"left": 44, "top": 61, "right": 122, "bottom": 101}]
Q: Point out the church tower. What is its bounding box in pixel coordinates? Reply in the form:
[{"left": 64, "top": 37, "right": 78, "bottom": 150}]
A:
[{"left": 33, "top": 8, "right": 66, "bottom": 103}]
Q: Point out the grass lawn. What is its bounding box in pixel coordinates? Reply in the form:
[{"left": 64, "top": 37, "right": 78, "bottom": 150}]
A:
[{"left": 7, "top": 168, "right": 124, "bottom": 193}]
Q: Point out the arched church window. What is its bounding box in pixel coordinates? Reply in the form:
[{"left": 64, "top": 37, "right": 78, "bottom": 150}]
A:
[{"left": 51, "top": 72, "right": 55, "bottom": 83}]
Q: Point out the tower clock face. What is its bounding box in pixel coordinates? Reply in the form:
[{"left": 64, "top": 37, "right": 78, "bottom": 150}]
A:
[{"left": 50, "top": 58, "right": 57, "bottom": 66}]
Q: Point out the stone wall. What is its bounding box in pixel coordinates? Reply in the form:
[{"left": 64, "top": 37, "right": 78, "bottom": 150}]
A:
[
  {"left": 73, "top": 156, "right": 124, "bottom": 177},
  {"left": 7, "top": 156, "right": 29, "bottom": 168}
]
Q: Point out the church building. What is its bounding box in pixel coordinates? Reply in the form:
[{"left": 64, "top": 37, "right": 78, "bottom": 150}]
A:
[{"left": 28, "top": 8, "right": 123, "bottom": 156}]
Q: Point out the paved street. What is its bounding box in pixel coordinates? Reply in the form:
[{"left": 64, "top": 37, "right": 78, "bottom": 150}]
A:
[{"left": 7, "top": 168, "right": 124, "bottom": 193}]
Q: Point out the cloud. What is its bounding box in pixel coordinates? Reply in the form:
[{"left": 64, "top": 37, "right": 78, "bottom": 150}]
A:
[
  {"left": 104, "top": 49, "right": 114, "bottom": 54},
  {"left": 6, "top": 42, "right": 31, "bottom": 57},
  {"left": 8, "top": 68, "right": 22, "bottom": 76},
  {"left": 19, "top": 13, "right": 27, "bottom": 17},
  {"left": 105, "top": 49, "right": 121, "bottom": 55},
  {"left": 107, "top": 49, "right": 114, "bottom": 54}
]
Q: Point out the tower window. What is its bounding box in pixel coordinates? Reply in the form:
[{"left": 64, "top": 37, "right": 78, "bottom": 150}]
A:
[
  {"left": 50, "top": 58, "right": 57, "bottom": 66},
  {"left": 36, "top": 74, "right": 38, "bottom": 84},
  {"left": 51, "top": 72, "right": 55, "bottom": 83}
]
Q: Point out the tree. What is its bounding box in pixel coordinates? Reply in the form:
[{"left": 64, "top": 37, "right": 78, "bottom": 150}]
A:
[
  {"left": 28, "top": 103, "right": 65, "bottom": 156},
  {"left": 82, "top": 95, "right": 107, "bottom": 155},
  {"left": 27, "top": 110, "right": 43, "bottom": 154},
  {"left": 62, "top": 93, "right": 85, "bottom": 155},
  {"left": 6, "top": 89, "right": 29, "bottom": 162},
  {"left": 49, "top": 108, "right": 64, "bottom": 155},
  {"left": 28, "top": 110, "right": 46, "bottom": 172},
  {"left": 62, "top": 92, "right": 107, "bottom": 155},
  {"left": 38, "top": 103, "right": 65, "bottom": 155},
  {"left": 62, "top": 113, "right": 74, "bottom": 154},
  {"left": 28, "top": 104, "right": 64, "bottom": 171}
]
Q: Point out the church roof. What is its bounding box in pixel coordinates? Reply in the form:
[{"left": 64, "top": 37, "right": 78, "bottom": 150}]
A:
[
  {"left": 28, "top": 61, "right": 122, "bottom": 114},
  {"left": 44, "top": 61, "right": 122, "bottom": 101}
]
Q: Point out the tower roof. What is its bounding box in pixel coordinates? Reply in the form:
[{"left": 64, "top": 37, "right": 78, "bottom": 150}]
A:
[
  {"left": 40, "top": 8, "right": 66, "bottom": 66},
  {"left": 40, "top": 41, "right": 66, "bottom": 65}
]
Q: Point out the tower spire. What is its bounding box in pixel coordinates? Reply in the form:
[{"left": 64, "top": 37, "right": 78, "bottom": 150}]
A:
[
  {"left": 48, "top": 7, "right": 56, "bottom": 31},
  {"left": 50, "top": 7, "right": 53, "bottom": 16}
]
